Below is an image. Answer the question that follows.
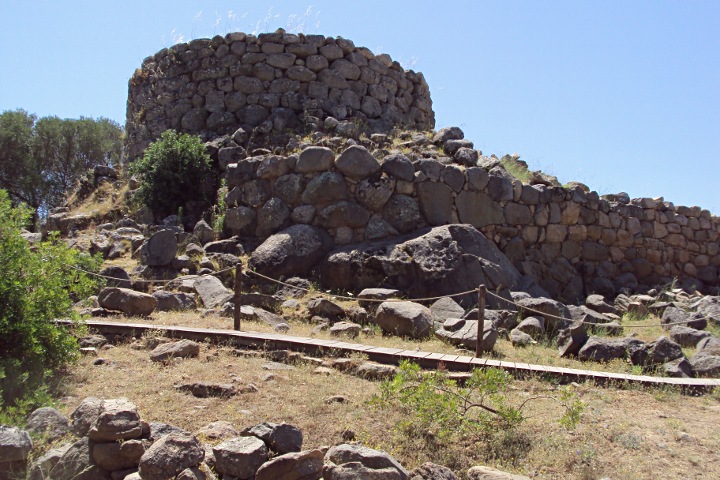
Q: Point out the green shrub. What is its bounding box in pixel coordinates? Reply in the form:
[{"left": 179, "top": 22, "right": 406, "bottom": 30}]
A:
[
  {"left": 0, "top": 190, "right": 101, "bottom": 421},
  {"left": 130, "top": 130, "right": 214, "bottom": 220}
]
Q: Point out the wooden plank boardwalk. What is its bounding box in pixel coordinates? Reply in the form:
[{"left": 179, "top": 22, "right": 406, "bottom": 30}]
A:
[{"left": 68, "top": 320, "right": 720, "bottom": 393}]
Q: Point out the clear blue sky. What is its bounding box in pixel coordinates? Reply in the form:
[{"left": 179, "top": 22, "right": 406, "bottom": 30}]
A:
[{"left": 1, "top": 1, "right": 718, "bottom": 213}]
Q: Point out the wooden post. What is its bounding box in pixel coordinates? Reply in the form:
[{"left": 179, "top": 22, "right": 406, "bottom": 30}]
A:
[
  {"left": 234, "top": 262, "right": 243, "bottom": 331},
  {"left": 476, "top": 284, "right": 486, "bottom": 357}
]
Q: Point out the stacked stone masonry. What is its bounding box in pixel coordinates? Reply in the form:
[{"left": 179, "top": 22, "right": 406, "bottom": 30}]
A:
[
  {"left": 126, "top": 31, "right": 435, "bottom": 160},
  {"left": 218, "top": 145, "right": 720, "bottom": 302}
]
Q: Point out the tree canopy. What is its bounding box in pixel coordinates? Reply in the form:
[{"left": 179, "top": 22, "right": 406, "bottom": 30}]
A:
[{"left": 0, "top": 109, "right": 124, "bottom": 223}]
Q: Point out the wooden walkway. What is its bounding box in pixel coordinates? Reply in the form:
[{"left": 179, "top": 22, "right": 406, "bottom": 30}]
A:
[{"left": 69, "top": 320, "right": 720, "bottom": 393}]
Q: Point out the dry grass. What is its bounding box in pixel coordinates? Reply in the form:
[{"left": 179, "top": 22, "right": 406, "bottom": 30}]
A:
[
  {"left": 56, "top": 340, "right": 720, "bottom": 479},
  {"left": 67, "top": 180, "right": 129, "bottom": 219}
]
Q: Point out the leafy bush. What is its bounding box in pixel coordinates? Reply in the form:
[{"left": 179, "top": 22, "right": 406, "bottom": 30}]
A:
[
  {"left": 372, "top": 361, "right": 585, "bottom": 467},
  {"left": 0, "top": 190, "right": 101, "bottom": 421},
  {"left": 130, "top": 130, "right": 214, "bottom": 220}
]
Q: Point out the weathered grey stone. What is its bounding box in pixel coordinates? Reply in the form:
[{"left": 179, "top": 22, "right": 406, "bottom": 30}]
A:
[
  {"left": 242, "top": 422, "right": 303, "bottom": 454},
  {"left": 335, "top": 145, "right": 381, "bottom": 179},
  {"left": 669, "top": 326, "right": 712, "bottom": 348},
  {"left": 456, "top": 191, "right": 504, "bottom": 227},
  {"left": 585, "top": 294, "right": 617, "bottom": 315},
  {"left": 48, "top": 437, "right": 108, "bottom": 480},
  {"left": 663, "top": 357, "right": 694, "bottom": 378},
  {"left": 195, "top": 421, "right": 240, "bottom": 441},
  {"left": 318, "top": 201, "right": 371, "bottom": 229},
  {"left": 139, "top": 432, "right": 204, "bottom": 480},
  {"left": 454, "top": 147, "right": 479, "bottom": 166},
  {"left": 153, "top": 291, "right": 197, "bottom": 311},
  {"left": 436, "top": 319, "right": 498, "bottom": 351},
  {"left": 557, "top": 322, "right": 589, "bottom": 357},
  {"left": 92, "top": 439, "right": 144, "bottom": 472},
  {"left": 26, "top": 407, "right": 69, "bottom": 441},
  {"left": 325, "top": 444, "right": 408, "bottom": 479},
  {"left": 301, "top": 172, "right": 348, "bottom": 204},
  {"left": 249, "top": 224, "right": 334, "bottom": 279},
  {"left": 429, "top": 297, "right": 465, "bottom": 324},
  {"left": 71, "top": 397, "right": 104, "bottom": 437},
  {"left": 323, "top": 462, "right": 403, "bottom": 480},
  {"left": 307, "top": 297, "right": 345, "bottom": 320},
  {"left": 140, "top": 230, "right": 178, "bottom": 266},
  {"left": 225, "top": 206, "right": 256, "bottom": 233},
  {"left": 375, "top": 301, "right": 434, "bottom": 338},
  {"left": 213, "top": 436, "right": 269, "bottom": 479},
  {"left": 382, "top": 194, "right": 421, "bottom": 233},
  {"left": 0, "top": 426, "right": 32, "bottom": 464},
  {"left": 193, "top": 220, "right": 215, "bottom": 245},
  {"left": 515, "top": 316, "right": 545, "bottom": 338},
  {"left": 417, "top": 182, "right": 453, "bottom": 225},
  {"left": 577, "top": 337, "right": 643, "bottom": 363},
  {"left": 629, "top": 336, "right": 684, "bottom": 368},
  {"left": 358, "top": 288, "right": 400, "bottom": 312},
  {"left": 255, "top": 449, "right": 324, "bottom": 480},
  {"left": 297, "top": 146, "right": 335, "bottom": 172},
  {"left": 357, "top": 176, "right": 395, "bottom": 212},
  {"left": 177, "top": 382, "right": 236, "bottom": 398},
  {"left": 258, "top": 197, "right": 291, "bottom": 235},
  {"left": 510, "top": 328, "right": 536, "bottom": 347},
  {"left": 149, "top": 339, "right": 201, "bottom": 362},
  {"left": 662, "top": 306, "right": 707, "bottom": 330},
  {"left": 330, "top": 321, "right": 362, "bottom": 338},
  {"left": 382, "top": 153, "right": 415, "bottom": 182},
  {"left": 467, "top": 465, "right": 530, "bottom": 480},
  {"left": 516, "top": 297, "right": 571, "bottom": 332},
  {"left": 88, "top": 398, "right": 142, "bottom": 442},
  {"left": 409, "top": 462, "right": 458, "bottom": 480},
  {"left": 193, "top": 275, "right": 232, "bottom": 308},
  {"left": 27, "top": 444, "right": 71, "bottom": 480},
  {"left": 432, "top": 127, "right": 464, "bottom": 144},
  {"left": 98, "top": 287, "right": 157, "bottom": 316}
]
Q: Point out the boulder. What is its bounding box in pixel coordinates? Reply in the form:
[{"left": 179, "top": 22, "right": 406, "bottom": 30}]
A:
[
  {"left": 663, "top": 357, "right": 694, "bottom": 378},
  {"left": 375, "top": 301, "right": 433, "bottom": 338},
  {"left": 515, "top": 297, "right": 571, "bottom": 332},
  {"left": 296, "top": 146, "right": 335, "bottom": 172},
  {"left": 98, "top": 287, "right": 157, "bottom": 316},
  {"left": 577, "top": 337, "right": 643, "bottom": 363},
  {"left": 99, "top": 266, "right": 131, "bottom": 288},
  {"left": 358, "top": 288, "right": 400, "bottom": 312},
  {"left": 0, "top": 426, "right": 32, "bottom": 469},
  {"left": 255, "top": 448, "right": 324, "bottom": 480},
  {"left": 48, "top": 437, "right": 108, "bottom": 480},
  {"left": 323, "top": 462, "right": 404, "bottom": 479},
  {"left": 629, "top": 336, "right": 684, "bottom": 368},
  {"left": 195, "top": 421, "right": 240, "bottom": 441},
  {"left": 435, "top": 319, "right": 498, "bottom": 352},
  {"left": 250, "top": 225, "right": 334, "bottom": 279},
  {"left": 307, "top": 297, "right": 345, "bottom": 320},
  {"left": 585, "top": 294, "right": 617, "bottom": 315},
  {"left": 335, "top": 145, "right": 381, "bottom": 179},
  {"left": 467, "top": 465, "right": 530, "bottom": 480},
  {"left": 193, "top": 275, "right": 232, "bottom": 308},
  {"left": 696, "top": 296, "right": 720, "bottom": 326},
  {"left": 92, "top": 439, "right": 144, "bottom": 471},
  {"left": 510, "top": 328, "right": 536, "bottom": 347},
  {"left": 138, "top": 432, "right": 204, "bottom": 480},
  {"left": 242, "top": 422, "right": 302, "bottom": 454},
  {"left": 429, "top": 297, "right": 465, "bottom": 324},
  {"left": 668, "top": 326, "right": 712, "bottom": 348},
  {"left": 152, "top": 290, "right": 197, "bottom": 311},
  {"left": 409, "top": 462, "right": 459, "bottom": 480},
  {"left": 515, "top": 316, "right": 545, "bottom": 339},
  {"left": 26, "top": 407, "right": 70, "bottom": 441},
  {"left": 213, "top": 436, "right": 269, "bottom": 479},
  {"left": 150, "top": 339, "right": 201, "bottom": 362},
  {"left": 71, "top": 397, "right": 104, "bottom": 436},
  {"left": 140, "top": 229, "right": 178, "bottom": 266},
  {"left": 26, "top": 444, "right": 71, "bottom": 480},
  {"left": 330, "top": 321, "right": 362, "bottom": 338},
  {"left": 193, "top": 219, "right": 215, "bottom": 245},
  {"left": 321, "top": 225, "right": 523, "bottom": 307},
  {"left": 689, "top": 351, "right": 720, "bottom": 377},
  {"left": 177, "top": 382, "right": 236, "bottom": 398},
  {"left": 325, "top": 444, "right": 408, "bottom": 480},
  {"left": 87, "top": 398, "right": 143, "bottom": 442},
  {"left": 662, "top": 306, "right": 707, "bottom": 330},
  {"left": 237, "top": 306, "right": 287, "bottom": 327},
  {"left": 557, "top": 322, "right": 589, "bottom": 357}
]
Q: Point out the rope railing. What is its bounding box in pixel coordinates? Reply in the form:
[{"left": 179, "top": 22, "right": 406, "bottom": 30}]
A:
[{"left": 73, "top": 262, "right": 711, "bottom": 330}]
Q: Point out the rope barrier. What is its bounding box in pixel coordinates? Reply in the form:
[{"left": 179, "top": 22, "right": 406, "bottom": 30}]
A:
[
  {"left": 74, "top": 262, "right": 711, "bottom": 330},
  {"left": 70, "top": 264, "right": 236, "bottom": 285},
  {"left": 483, "top": 289, "right": 711, "bottom": 329},
  {"left": 245, "top": 268, "right": 480, "bottom": 303}
]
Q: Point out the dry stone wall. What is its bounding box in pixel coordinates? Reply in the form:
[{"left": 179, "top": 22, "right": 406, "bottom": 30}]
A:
[
  {"left": 126, "top": 31, "right": 434, "bottom": 160},
  {"left": 218, "top": 144, "right": 720, "bottom": 302}
]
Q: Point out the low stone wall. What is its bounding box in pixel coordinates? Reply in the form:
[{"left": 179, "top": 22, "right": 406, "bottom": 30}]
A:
[
  {"left": 125, "top": 31, "right": 435, "bottom": 160},
  {"left": 219, "top": 143, "right": 720, "bottom": 301}
]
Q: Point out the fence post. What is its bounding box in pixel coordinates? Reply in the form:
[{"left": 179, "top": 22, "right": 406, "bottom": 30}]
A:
[
  {"left": 476, "top": 284, "right": 486, "bottom": 357},
  {"left": 234, "top": 262, "right": 243, "bottom": 331}
]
